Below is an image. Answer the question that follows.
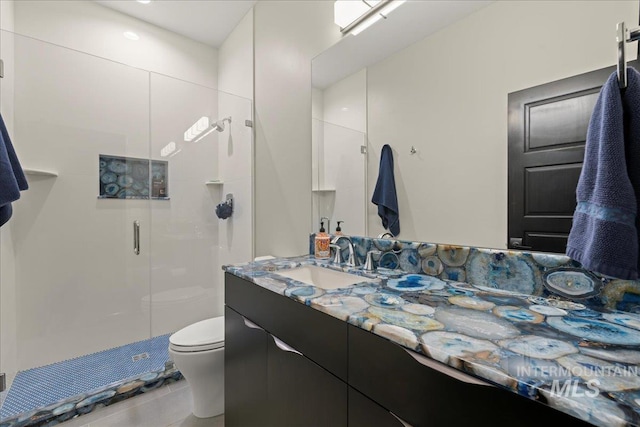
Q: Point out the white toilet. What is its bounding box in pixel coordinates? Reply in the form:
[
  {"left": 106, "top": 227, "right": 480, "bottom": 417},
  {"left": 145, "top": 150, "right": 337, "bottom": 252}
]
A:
[{"left": 168, "top": 316, "right": 225, "bottom": 418}]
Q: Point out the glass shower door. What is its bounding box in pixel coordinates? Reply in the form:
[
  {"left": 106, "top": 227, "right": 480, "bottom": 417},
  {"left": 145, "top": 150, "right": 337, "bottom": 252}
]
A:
[
  {"left": 0, "top": 31, "right": 152, "bottom": 418},
  {"left": 148, "top": 73, "right": 220, "bottom": 336},
  {"left": 148, "top": 74, "right": 254, "bottom": 336}
]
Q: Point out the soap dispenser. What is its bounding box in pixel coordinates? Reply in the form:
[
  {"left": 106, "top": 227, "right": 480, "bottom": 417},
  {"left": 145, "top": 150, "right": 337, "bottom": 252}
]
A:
[
  {"left": 314, "top": 221, "right": 330, "bottom": 259},
  {"left": 335, "top": 221, "right": 344, "bottom": 236}
]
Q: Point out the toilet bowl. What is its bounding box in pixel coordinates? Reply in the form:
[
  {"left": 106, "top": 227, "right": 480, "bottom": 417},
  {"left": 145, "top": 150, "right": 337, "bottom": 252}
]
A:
[{"left": 168, "top": 316, "right": 225, "bottom": 418}]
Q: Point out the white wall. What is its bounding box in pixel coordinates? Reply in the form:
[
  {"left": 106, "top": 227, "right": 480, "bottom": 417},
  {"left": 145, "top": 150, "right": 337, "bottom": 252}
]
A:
[
  {"left": 367, "top": 0, "right": 638, "bottom": 249},
  {"left": 12, "top": 1, "right": 217, "bottom": 88},
  {"left": 254, "top": 0, "right": 341, "bottom": 257},
  {"left": 217, "top": 9, "right": 254, "bottom": 297},
  {"left": 322, "top": 69, "right": 366, "bottom": 133},
  {"left": 0, "top": 0, "right": 221, "bottom": 374},
  {"left": 218, "top": 9, "right": 253, "bottom": 101}
]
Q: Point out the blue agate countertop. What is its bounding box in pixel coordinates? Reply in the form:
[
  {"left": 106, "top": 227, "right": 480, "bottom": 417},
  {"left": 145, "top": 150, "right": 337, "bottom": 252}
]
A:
[{"left": 224, "top": 255, "right": 640, "bottom": 427}]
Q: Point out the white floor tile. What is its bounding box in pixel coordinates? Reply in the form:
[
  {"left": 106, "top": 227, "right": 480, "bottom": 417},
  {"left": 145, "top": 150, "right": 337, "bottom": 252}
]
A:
[{"left": 60, "top": 384, "right": 172, "bottom": 427}]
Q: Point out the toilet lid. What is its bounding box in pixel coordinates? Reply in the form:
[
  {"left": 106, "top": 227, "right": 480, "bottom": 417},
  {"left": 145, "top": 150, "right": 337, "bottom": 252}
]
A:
[{"left": 170, "top": 317, "right": 224, "bottom": 349}]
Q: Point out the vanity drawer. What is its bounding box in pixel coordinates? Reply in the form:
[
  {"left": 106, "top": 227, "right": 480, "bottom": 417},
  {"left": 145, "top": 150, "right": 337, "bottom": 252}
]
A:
[
  {"left": 225, "top": 272, "right": 348, "bottom": 380},
  {"left": 348, "top": 325, "right": 590, "bottom": 427},
  {"left": 349, "top": 386, "right": 408, "bottom": 427}
]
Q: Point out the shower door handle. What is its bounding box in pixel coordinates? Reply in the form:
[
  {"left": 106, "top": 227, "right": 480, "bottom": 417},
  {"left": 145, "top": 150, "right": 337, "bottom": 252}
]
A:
[{"left": 133, "top": 220, "right": 140, "bottom": 255}]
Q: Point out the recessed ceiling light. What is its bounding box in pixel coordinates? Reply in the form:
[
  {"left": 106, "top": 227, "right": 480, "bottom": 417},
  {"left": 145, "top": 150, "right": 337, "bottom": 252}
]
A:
[
  {"left": 123, "top": 31, "right": 140, "bottom": 41},
  {"left": 137, "top": 0, "right": 151, "bottom": 4}
]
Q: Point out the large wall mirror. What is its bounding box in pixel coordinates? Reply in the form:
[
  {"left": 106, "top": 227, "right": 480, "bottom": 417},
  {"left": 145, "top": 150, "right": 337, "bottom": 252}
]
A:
[{"left": 311, "top": 0, "right": 638, "bottom": 250}]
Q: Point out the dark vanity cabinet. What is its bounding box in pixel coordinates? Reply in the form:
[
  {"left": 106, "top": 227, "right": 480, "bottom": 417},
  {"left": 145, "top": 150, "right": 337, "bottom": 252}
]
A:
[
  {"left": 224, "top": 306, "right": 269, "bottom": 427},
  {"left": 225, "top": 273, "right": 592, "bottom": 427},
  {"left": 225, "top": 273, "right": 348, "bottom": 427},
  {"left": 348, "top": 325, "right": 591, "bottom": 427},
  {"left": 348, "top": 387, "right": 407, "bottom": 427},
  {"left": 267, "top": 334, "right": 347, "bottom": 426}
]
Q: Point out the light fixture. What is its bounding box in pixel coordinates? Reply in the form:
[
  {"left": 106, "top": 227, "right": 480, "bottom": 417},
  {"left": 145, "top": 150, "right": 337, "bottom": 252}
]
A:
[
  {"left": 184, "top": 117, "right": 210, "bottom": 142},
  {"left": 161, "top": 141, "right": 182, "bottom": 158},
  {"left": 123, "top": 31, "right": 140, "bottom": 41},
  {"left": 334, "top": 0, "right": 405, "bottom": 36},
  {"left": 137, "top": 0, "right": 151, "bottom": 4},
  {"left": 334, "top": 0, "right": 376, "bottom": 28},
  {"left": 161, "top": 142, "right": 176, "bottom": 157}
]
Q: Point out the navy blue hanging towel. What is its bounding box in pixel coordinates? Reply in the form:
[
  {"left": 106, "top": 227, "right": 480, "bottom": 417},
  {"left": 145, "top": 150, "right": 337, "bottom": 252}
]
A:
[
  {"left": 566, "top": 68, "right": 640, "bottom": 280},
  {"left": 0, "top": 113, "right": 28, "bottom": 227},
  {"left": 372, "top": 144, "right": 400, "bottom": 236}
]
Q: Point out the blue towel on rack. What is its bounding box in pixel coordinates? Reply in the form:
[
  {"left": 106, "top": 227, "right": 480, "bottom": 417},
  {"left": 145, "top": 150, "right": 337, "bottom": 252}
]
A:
[
  {"left": 566, "top": 69, "right": 640, "bottom": 280},
  {"left": 0, "top": 113, "right": 28, "bottom": 227},
  {"left": 372, "top": 144, "right": 400, "bottom": 236}
]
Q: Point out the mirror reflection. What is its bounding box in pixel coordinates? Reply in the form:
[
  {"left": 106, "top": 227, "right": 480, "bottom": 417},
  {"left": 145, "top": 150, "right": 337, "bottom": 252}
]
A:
[{"left": 312, "top": 0, "right": 638, "bottom": 250}]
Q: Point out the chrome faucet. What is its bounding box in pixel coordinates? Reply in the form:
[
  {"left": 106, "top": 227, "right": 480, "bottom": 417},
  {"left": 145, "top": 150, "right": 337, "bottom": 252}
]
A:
[
  {"left": 330, "top": 235, "right": 359, "bottom": 267},
  {"left": 363, "top": 250, "right": 381, "bottom": 272}
]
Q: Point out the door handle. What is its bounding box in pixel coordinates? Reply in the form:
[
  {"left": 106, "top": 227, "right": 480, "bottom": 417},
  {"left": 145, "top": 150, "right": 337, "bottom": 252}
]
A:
[
  {"left": 133, "top": 220, "right": 140, "bottom": 255},
  {"left": 404, "top": 348, "right": 494, "bottom": 387},
  {"left": 243, "top": 317, "right": 264, "bottom": 330},
  {"left": 390, "top": 412, "right": 413, "bottom": 427},
  {"left": 509, "top": 237, "right": 532, "bottom": 250},
  {"left": 271, "top": 335, "right": 303, "bottom": 356}
]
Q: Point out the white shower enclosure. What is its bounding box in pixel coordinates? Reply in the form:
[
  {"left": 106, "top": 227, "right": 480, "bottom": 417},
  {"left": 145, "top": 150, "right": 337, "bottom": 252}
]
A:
[{"left": 0, "top": 30, "right": 252, "bottom": 406}]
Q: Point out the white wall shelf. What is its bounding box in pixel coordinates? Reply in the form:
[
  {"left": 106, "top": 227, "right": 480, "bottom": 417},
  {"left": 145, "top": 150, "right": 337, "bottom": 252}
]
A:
[
  {"left": 312, "top": 189, "right": 336, "bottom": 192},
  {"left": 205, "top": 180, "right": 224, "bottom": 185},
  {"left": 24, "top": 168, "right": 58, "bottom": 177}
]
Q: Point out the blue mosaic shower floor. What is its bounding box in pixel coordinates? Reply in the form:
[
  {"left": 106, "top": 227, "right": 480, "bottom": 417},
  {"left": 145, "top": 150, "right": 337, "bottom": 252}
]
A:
[{"left": 0, "top": 334, "right": 171, "bottom": 419}]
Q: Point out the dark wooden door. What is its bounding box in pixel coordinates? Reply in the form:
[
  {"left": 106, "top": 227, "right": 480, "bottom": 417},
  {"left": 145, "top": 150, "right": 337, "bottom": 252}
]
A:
[{"left": 508, "top": 62, "right": 638, "bottom": 253}]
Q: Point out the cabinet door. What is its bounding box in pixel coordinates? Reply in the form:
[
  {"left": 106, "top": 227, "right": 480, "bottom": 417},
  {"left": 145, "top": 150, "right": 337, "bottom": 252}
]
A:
[
  {"left": 226, "top": 272, "right": 348, "bottom": 381},
  {"left": 267, "top": 334, "right": 347, "bottom": 427},
  {"left": 224, "top": 306, "right": 269, "bottom": 427},
  {"left": 349, "top": 387, "right": 408, "bottom": 427},
  {"left": 348, "top": 325, "right": 590, "bottom": 427}
]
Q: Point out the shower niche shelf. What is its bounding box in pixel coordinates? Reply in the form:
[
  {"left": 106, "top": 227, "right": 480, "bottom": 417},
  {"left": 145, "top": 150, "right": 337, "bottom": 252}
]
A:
[
  {"left": 205, "top": 180, "right": 224, "bottom": 186},
  {"left": 312, "top": 188, "right": 336, "bottom": 193},
  {"left": 24, "top": 168, "right": 58, "bottom": 177}
]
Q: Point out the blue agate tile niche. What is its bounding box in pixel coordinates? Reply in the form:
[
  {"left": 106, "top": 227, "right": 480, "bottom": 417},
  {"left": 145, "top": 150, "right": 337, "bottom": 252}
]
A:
[{"left": 99, "top": 155, "right": 169, "bottom": 200}]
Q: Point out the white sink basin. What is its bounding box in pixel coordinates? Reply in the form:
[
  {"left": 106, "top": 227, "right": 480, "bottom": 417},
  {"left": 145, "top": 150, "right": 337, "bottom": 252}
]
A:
[{"left": 274, "top": 265, "right": 376, "bottom": 290}]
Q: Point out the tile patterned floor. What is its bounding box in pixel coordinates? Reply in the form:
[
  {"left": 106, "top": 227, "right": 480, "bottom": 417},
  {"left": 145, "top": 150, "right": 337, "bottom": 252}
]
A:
[{"left": 1, "top": 334, "right": 171, "bottom": 419}]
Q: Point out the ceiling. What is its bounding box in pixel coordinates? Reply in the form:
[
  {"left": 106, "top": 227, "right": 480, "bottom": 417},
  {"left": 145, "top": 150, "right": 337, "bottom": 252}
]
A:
[
  {"left": 313, "top": 1, "right": 493, "bottom": 89},
  {"left": 96, "top": 0, "right": 256, "bottom": 47},
  {"left": 94, "top": 0, "right": 492, "bottom": 80}
]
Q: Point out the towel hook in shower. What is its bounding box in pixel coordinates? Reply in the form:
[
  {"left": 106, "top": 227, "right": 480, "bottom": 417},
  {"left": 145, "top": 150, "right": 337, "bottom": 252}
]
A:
[{"left": 617, "top": 21, "right": 640, "bottom": 89}]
